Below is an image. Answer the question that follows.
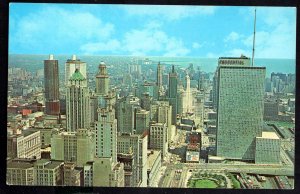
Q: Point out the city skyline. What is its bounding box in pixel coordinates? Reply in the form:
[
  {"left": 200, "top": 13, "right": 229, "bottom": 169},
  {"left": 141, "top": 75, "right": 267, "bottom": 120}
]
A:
[
  {"left": 9, "top": 4, "right": 296, "bottom": 59},
  {"left": 7, "top": 54, "right": 295, "bottom": 188}
]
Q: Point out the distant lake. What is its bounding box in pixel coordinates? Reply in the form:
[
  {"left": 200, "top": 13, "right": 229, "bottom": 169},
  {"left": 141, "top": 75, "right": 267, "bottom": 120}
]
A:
[{"left": 8, "top": 54, "right": 295, "bottom": 77}]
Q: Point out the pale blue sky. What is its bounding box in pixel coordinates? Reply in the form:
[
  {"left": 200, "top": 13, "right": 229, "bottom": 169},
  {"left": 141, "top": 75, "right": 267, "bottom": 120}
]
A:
[{"left": 9, "top": 3, "right": 296, "bottom": 59}]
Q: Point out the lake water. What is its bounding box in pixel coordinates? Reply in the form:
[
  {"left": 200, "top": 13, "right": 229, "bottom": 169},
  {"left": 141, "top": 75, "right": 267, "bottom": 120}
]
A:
[{"left": 8, "top": 54, "right": 295, "bottom": 77}]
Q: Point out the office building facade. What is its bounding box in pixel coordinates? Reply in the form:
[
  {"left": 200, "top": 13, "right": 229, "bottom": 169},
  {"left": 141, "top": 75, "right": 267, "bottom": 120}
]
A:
[
  {"left": 66, "top": 69, "right": 90, "bottom": 132},
  {"left": 255, "top": 132, "right": 281, "bottom": 164},
  {"left": 168, "top": 65, "right": 178, "bottom": 124},
  {"left": 6, "top": 159, "right": 35, "bottom": 185},
  {"left": 149, "top": 123, "right": 168, "bottom": 160},
  {"left": 95, "top": 107, "right": 117, "bottom": 162},
  {"left": 117, "top": 132, "right": 148, "bottom": 187},
  {"left": 7, "top": 130, "right": 41, "bottom": 160},
  {"left": 216, "top": 65, "right": 265, "bottom": 160},
  {"left": 95, "top": 61, "right": 109, "bottom": 95},
  {"left": 44, "top": 54, "right": 60, "bottom": 115},
  {"left": 51, "top": 129, "right": 94, "bottom": 167}
]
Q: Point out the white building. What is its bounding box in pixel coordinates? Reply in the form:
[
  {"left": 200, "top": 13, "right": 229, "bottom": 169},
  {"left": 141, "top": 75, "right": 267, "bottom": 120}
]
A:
[{"left": 7, "top": 130, "right": 41, "bottom": 160}]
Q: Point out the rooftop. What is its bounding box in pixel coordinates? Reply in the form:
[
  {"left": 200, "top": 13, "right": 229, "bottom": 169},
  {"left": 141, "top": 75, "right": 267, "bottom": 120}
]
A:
[
  {"left": 147, "top": 150, "right": 161, "bottom": 170},
  {"left": 258, "top": 132, "right": 280, "bottom": 139},
  {"left": 69, "top": 69, "right": 86, "bottom": 81},
  {"left": 35, "top": 159, "right": 64, "bottom": 169},
  {"left": 208, "top": 156, "right": 225, "bottom": 160},
  {"left": 7, "top": 159, "right": 36, "bottom": 169}
]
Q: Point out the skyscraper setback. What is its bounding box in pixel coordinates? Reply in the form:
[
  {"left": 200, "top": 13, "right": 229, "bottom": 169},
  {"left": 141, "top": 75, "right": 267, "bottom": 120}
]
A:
[
  {"left": 44, "top": 54, "right": 60, "bottom": 115},
  {"left": 65, "top": 55, "right": 87, "bottom": 86}
]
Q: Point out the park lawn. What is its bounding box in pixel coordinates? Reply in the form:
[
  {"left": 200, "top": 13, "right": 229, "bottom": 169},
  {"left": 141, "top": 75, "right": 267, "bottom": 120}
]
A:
[{"left": 192, "top": 179, "right": 218, "bottom": 188}]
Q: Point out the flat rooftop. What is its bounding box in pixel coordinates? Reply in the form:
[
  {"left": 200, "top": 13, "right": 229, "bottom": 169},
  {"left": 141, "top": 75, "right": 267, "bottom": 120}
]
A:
[
  {"left": 147, "top": 150, "right": 161, "bottom": 170},
  {"left": 35, "top": 159, "right": 63, "bottom": 169},
  {"left": 257, "top": 132, "right": 280, "bottom": 139},
  {"left": 208, "top": 156, "right": 225, "bottom": 160},
  {"left": 7, "top": 159, "right": 36, "bottom": 169}
]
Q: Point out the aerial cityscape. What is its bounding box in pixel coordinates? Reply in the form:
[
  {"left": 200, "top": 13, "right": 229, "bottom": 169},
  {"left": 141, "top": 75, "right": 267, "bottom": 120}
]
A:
[{"left": 7, "top": 4, "right": 295, "bottom": 189}]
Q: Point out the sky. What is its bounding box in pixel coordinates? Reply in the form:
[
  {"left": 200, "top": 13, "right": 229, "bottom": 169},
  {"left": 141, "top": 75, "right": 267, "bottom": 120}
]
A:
[{"left": 9, "top": 3, "right": 296, "bottom": 59}]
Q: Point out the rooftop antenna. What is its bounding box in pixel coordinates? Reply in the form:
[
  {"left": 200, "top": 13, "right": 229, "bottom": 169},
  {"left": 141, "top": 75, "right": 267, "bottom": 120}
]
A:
[{"left": 251, "top": 8, "right": 257, "bottom": 67}]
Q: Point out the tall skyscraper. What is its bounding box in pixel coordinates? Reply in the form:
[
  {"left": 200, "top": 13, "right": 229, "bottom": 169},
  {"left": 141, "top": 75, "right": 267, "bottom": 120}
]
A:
[
  {"left": 66, "top": 69, "right": 90, "bottom": 132},
  {"left": 168, "top": 65, "right": 178, "bottom": 124},
  {"left": 65, "top": 55, "right": 87, "bottom": 86},
  {"left": 116, "top": 95, "right": 140, "bottom": 133},
  {"left": 216, "top": 65, "right": 265, "bottom": 160},
  {"left": 92, "top": 75, "right": 124, "bottom": 187},
  {"left": 185, "top": 73, "right": 192, "bottom": 113},
  {"left": 44, "top": 54, "right": 60, "bottom": 115},
  {"left": 135, "top": 109, "right": 150, "bottom": 134},
  {"left": 157, "top": 62, "right": 163, "bottom": 97},
  {"left": 212, "top": 56, "right": 251, "bottom": 111},
  {"left": 95, "top": 61, "right": 109, "bottom": 95},
  {"left": 95, "top": 106, "right": 117, "bottom": 163}
]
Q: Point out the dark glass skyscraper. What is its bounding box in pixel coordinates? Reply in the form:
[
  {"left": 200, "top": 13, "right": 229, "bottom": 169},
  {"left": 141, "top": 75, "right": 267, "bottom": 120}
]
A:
[
  {"left": 44, "top": 54, "right": 60, "bottom": 115},
  {"left": 168, "top": 65, "right": 178, "bottom": 125}
]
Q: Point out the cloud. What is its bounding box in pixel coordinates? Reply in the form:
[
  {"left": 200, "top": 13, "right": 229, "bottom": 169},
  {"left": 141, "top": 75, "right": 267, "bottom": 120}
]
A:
[
  {"left": 225, "top": 49, "right": 251, "bottom": 57},
  {"left": 11, "top": 6, "right": 115, "bottom": 53},
  {"left": 80, "top": 39, "right": 121, "bottom": 55},
  {"left": 224, "top": 31, "right": 241, "bottom": 42},
  {"left": 206, "top": 48, "right": 250, "bottom": 58},
  {"left": 192, "top": 42, "right": 201, "bottom": 49},
  {"left": 240, "top": 7, "right": 296, "bottom": 59},
  {"left": 123, "top": 21, "right": 190, "bottom": 56},
  {"left": 121, "top": 5, "right": 217, "bottom": 20},
  {"left": 164, "top": 38, "right": 190, "bottom": 56}
]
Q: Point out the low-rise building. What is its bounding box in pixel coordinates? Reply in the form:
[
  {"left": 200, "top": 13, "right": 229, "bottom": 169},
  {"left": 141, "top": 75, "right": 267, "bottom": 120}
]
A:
[
  {"left": 63, "top": 162, "right": 81, "bottom": 186},
  {"left": 83, "top": 162, "right": 93, "bottom": 187},
  {"left": 92, "top": 157, "right": 125, "bottom": 187},
  {"left": 7, "top": 129, "right": 41, "bottom": 159},
  {"left": 34, "top": 159, "right": 64, "bottom": 186},
  {"left": 6, "top": 158, "right": 36, "bottom": 185},
  {"left": 51, "top": 129, "right": 94, "bottom": 167},
  {"left": 255, "top": 132, "right": 281, "bottom": 164},
  {"left": 117, "top": 152, "right": 135, "bottom": 187}
]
